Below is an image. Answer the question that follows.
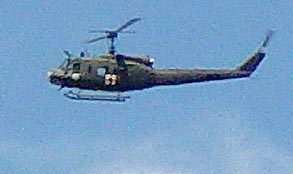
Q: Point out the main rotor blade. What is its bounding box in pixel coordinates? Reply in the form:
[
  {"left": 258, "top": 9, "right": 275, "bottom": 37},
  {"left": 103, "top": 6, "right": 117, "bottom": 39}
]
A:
[
  {"left": 119, "top": 31, "right": 136, "bottom": 34},
  {"left": 115, "top": 18, "right": 141, "bottom": 33},
  {"left": 89, "top": 30, "right": 136, "bottom": 34},
  {"left": 89, "top": 29, "right": 112, "bottom": 33},
  {"left": 86, "top": 35, "right": 108, "bottom": 43}
]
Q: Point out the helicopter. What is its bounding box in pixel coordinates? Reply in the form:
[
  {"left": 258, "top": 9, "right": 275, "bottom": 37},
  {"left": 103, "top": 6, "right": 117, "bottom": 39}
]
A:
[{"left": 47, "top": 18, "right": 274, "bottom": 102}]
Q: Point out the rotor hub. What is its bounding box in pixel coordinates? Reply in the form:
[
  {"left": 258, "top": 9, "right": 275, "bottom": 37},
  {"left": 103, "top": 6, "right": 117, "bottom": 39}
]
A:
[{"left": 87, "top": 18, "right": 141, "bottom": 55}]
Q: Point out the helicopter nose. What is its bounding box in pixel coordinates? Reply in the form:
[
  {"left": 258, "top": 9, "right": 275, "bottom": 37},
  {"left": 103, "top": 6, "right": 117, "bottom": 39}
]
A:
[
  {"left": 47, "top": 71, "right": 53, "bottom": 80},
  {"left": 47, "top": 69, "right": 65, "bottom": 85}
]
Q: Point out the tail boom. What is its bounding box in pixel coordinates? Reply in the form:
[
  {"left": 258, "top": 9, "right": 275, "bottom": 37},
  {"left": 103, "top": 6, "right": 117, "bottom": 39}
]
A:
[
  {"left": 151, "top": 30, "right": 274, "bottom": 86},
  {"left": 152, "top": 69, "right": 250, "bottom": 86}
]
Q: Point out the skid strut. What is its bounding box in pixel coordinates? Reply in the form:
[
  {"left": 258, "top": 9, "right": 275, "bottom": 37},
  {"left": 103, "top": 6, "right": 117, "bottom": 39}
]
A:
[{"left": 64, "top": 90, "right": 130, "bottom": 102}]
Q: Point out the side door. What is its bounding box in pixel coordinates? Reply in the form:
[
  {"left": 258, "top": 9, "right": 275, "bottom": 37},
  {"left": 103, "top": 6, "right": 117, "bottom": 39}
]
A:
[{"left": 96, "top": 63, "right": 120, "bottom": 87}]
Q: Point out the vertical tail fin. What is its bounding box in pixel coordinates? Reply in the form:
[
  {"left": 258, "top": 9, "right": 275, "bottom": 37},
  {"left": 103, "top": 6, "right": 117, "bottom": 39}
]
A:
[{"left": 236, "top": 29, "right": 274, "bottom": 73}]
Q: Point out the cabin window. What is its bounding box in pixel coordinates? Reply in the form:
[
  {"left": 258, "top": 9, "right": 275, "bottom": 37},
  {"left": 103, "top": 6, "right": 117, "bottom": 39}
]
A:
[{"left": 96, "top": 68, "right": 106, "bottom": 76}]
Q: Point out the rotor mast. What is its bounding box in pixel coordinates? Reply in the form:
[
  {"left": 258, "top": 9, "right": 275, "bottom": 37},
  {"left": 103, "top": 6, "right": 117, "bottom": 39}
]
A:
[
  {"left": 87, "top": 18, "right": 141, "bottom": 55},
  {"left": 109, "top": 34, "right": 116, "bottom": 55}
]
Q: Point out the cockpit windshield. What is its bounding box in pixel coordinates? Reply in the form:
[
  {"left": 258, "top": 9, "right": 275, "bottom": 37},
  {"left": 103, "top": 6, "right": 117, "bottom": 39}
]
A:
[
  {"left": 57, "top": 58, "right": 81, "bottom": 72},
  {"left": 58, "top": 59, "right": 69, "bottom": 70}
]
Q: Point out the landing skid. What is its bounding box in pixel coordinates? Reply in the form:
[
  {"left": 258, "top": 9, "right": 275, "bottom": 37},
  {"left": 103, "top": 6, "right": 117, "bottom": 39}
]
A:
[{"left": 63, "top": 90, "right": 130, "bottom": 102}]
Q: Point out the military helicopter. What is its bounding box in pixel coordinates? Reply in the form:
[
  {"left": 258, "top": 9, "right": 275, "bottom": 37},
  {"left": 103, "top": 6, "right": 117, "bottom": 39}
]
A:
[{"left": 47, "top": 18, "right": 274, "bottom": 102}]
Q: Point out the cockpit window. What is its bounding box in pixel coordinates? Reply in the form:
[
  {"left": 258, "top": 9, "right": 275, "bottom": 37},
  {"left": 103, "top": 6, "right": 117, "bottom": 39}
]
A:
[{"left": 72, "top": 63, "right": 81, "bottom": 71}]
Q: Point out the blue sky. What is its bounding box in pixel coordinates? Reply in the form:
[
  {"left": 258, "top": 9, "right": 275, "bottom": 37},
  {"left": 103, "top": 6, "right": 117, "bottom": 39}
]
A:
[{"left": 0, "top": 1, "right": 292, "bottom": 174}]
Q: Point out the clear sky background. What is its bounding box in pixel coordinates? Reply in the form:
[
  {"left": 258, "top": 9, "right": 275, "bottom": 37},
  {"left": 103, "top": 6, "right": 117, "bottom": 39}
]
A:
[{"left": 0, "top": 1, "right": 292, "bottom": 174}]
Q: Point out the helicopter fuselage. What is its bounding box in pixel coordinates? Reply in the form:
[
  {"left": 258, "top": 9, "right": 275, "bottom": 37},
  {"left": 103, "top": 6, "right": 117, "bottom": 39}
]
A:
[
  {"left": 47, "top": 28, "right": 274, "bottom": 95},
  {"left": 48, "top": 52, "right": 261, "bottom": 93}
]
